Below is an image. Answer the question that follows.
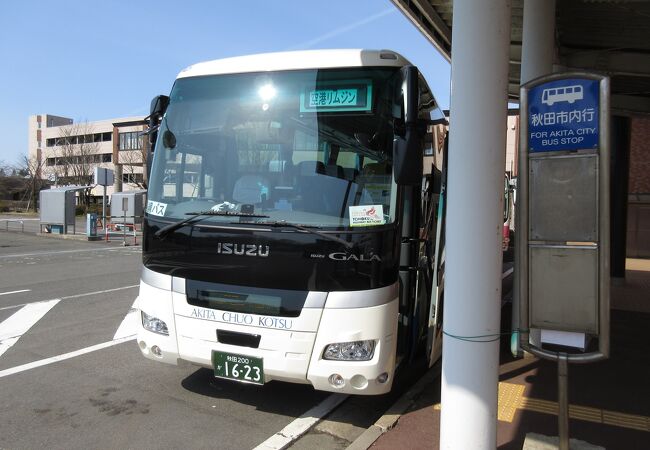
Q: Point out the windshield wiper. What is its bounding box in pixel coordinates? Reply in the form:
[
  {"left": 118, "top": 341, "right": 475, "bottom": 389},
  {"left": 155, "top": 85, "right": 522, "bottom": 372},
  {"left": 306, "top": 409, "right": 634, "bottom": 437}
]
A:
[
  {"left": 154, "top": 210, "right": 270, "bottom": 239},
  {"left": 248, "top": 220, "right": 354, "bottom": 249}
]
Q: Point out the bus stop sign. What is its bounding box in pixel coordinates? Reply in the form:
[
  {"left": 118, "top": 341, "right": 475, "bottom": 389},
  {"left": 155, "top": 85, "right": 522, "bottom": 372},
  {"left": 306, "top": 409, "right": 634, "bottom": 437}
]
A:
[
  {"left": 518, "top": 71, "right": 610, "bottom": 364},
  {"left": 528, "top": 78, "right": 600, "bottom": 152}
]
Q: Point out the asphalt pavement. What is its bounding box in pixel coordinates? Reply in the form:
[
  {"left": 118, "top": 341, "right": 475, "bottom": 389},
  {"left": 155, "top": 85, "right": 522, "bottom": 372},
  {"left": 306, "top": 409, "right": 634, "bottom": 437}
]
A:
[
  {"left": 0, "top": 230, "right": 425, "bottom": 450},
  {"left": 0, "top": 232, "right": 327, "bottom": 449}
]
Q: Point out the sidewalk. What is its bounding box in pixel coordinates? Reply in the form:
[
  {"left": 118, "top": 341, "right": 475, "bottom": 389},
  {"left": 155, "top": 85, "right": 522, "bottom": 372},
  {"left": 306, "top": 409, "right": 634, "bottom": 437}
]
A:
[{"left": 353, "top": 259, "right": 650, "bottom": 449}]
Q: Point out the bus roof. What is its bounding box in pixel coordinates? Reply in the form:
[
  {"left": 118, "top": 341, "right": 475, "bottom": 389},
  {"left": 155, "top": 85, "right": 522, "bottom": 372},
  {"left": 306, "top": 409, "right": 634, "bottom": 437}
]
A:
[{"left": 177, "top": 49, "right": 411, "bottom": 79}]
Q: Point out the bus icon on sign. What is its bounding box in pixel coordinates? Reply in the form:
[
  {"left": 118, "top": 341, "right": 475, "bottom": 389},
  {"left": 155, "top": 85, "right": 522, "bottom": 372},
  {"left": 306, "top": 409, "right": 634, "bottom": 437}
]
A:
[{"left": 541, "top": 85, "right": 583, "bottom": 106}]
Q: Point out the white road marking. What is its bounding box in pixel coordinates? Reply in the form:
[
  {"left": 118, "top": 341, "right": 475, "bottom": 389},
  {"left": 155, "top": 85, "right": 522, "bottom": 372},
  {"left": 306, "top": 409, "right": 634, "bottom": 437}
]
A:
[
  {"left": 0, "top": 285, "right": 139, "bottom": 312},
  {"left": 0, "top": 336, "right": 136, "bottom": 378},
  {"left": 253, "top": 393, "right": 349, "bottom": 450},
  {"left": 0, "top": 299, "right": 60, "bottom": 357},
  {"left": 0, "top": 246, "right": 141, "bottom": 259},
  {"left": 0, "top": 287, "right": 140, "bottom": 376},
  {"left": 0, "top": 289, "right": 31, "bottom": 296},
  {"left": 113, "top": 299, "right": 139, "bottom": 340},
  {"left": 62, "top": 285, "right": 139, "bottom": 301},
  {"left": 0, "top": 337, "right": 19, "bottom": 358}
]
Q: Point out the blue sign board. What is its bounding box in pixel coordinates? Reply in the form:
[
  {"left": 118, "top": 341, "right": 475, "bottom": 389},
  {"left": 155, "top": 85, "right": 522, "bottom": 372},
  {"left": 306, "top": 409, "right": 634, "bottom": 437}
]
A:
[{"left": 528, "top": 78, "right": 600, "bottom": 152}]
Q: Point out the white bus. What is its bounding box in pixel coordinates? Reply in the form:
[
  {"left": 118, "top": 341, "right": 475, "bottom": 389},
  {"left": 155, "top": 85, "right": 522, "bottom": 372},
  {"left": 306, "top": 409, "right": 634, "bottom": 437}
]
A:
[{"left": 137, "top": 49, "right": 447, "bottom": 395}]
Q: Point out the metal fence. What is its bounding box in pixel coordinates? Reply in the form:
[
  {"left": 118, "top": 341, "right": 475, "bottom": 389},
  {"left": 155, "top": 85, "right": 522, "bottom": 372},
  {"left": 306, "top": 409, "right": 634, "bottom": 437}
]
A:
[
  {"left": 1, "top": 219, "right": 26, "bottom": 232},
  {"left": 101, "top": 215, "right": 143, "bottom": 246},
  {"left": 0, "top": 218, "right": 41, "bottom": 234},
  {"left": 0, "top": 214, "right": 144, "bottom": 247}
]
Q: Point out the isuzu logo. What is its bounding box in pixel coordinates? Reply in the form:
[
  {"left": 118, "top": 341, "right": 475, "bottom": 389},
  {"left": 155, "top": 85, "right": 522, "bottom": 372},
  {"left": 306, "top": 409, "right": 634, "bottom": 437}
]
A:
[{"left": 217, "top": 243, "right": 270, "bottom": 257}]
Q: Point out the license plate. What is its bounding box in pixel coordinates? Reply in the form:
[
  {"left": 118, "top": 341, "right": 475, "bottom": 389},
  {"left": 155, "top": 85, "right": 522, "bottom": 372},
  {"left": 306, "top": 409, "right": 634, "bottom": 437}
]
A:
[{"left": 212, "top": 351, "right": 264, "bottom": 385}]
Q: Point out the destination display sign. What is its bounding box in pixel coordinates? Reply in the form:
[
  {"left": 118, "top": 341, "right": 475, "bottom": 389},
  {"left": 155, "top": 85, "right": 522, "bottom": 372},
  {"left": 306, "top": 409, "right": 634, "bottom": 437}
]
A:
[
  {"left": 310, "top": 88, "right": 358, "bottom": 107},
  {"left": 300, "top": 79, "right": 372, "bottom": 113},
  {"left": 527, "top": 78, "right": 600, "bottom": 152}
]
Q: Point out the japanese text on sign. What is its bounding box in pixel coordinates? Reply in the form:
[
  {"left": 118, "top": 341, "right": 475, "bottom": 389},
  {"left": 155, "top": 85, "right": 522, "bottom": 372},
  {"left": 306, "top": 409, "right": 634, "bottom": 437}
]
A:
[
  {"left": 530, "top": 108, "right": 595, "bottom": 127},
  {"left": 300, "top": 79, "right": 372, "bottom": 113},
  {"left": 309, "top": 89, "right": 358, "bottom": 107}
]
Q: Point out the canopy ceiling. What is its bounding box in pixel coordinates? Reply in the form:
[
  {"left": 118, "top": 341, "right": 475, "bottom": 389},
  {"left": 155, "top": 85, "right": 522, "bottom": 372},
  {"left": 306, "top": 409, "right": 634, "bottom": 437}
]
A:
[{"left": 392, "top": 0, "right": 650, "bottom": 115}]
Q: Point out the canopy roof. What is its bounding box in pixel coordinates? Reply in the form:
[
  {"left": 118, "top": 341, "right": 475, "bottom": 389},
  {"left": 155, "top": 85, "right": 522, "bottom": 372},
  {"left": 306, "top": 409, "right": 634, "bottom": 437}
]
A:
[{"left": 392, "top": 0, "right": 650, "bottom": 115}]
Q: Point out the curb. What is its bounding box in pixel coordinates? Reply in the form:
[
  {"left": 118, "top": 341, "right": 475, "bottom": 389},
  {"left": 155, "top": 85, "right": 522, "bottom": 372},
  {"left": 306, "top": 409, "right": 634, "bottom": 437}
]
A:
[
  {"left": 346, "top": 362, "right": 442, "bottom": 450},
  {"left": 37, "top": 231, "right": 142, "bottom": 243},
  {"left": 38, "top": 232, "right": 101, "bottom": 241}
]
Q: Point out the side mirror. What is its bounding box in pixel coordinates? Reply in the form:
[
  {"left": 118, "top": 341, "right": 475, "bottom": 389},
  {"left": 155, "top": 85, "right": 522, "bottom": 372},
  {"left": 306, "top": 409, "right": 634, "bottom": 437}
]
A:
[
  {"left": 393, "top": 66, "right": 422, "bottom": 185},
  {"left": 149, "top": 95, "right": 169, "bottom": 125},
  {"left": 147, "top": 95, "right": 169, "bottom": 156},
  {"left": 393, "top": 135, "right": 422, "bottom": 185}
]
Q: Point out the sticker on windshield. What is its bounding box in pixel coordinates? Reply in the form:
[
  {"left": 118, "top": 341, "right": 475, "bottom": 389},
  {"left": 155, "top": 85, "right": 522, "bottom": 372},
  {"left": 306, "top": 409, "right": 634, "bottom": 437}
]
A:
[
  {"left": 146, "top": 200, "right": 167, "bottom": 217},
  {"left": 349, "top": 205, "right": 385, "bottom": 227}
]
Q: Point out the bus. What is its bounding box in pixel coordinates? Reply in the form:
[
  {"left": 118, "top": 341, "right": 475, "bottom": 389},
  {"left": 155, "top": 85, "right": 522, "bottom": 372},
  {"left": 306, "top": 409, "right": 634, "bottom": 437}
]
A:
[{"left": 137, "top": 49, "right": 447, "bottom": 395}]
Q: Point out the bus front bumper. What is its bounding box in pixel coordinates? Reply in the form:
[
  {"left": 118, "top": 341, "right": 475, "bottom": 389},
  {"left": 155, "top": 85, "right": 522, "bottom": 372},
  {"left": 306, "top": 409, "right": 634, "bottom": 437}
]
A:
[{"left": 136, "top": 279, "right": 398, "bottom": 395}]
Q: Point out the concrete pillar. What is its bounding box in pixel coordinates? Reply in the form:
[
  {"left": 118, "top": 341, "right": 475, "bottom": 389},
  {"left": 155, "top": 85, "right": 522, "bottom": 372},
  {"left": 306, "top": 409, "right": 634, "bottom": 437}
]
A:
[
  {"left": 514, "top": 0, "right": 557, "bottom": 353},
  {"left": 521, "top": 0, "right": 556, "bottom": 85},
  {"left": 440, "top": 1, "right": 511, "bottom": 449}
]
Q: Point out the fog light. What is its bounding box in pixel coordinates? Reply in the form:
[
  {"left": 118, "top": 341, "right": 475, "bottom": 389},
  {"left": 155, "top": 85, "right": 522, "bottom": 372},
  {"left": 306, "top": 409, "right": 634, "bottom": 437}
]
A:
[
  {"left": 377, "top": 372, "right": 389, "bottom": 384},
  {"left": 141, "top": 311, "right": 169, "bottom": 335},
  {"left": 323, "top": 340, "right": 375, "bottom": 361},
  {"left": 151, "top": 345, "right": 162, "bottom": 357},
  {"left": 328, "top": 374, "right": 345, "bottom": 388},
  {"left": 350, "top": 374, "right": 368, "bottom": 389}
]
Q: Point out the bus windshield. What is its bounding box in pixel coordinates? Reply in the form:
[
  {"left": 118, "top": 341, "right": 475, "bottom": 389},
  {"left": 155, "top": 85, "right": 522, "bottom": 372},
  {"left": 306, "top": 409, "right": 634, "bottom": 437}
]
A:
[{"left": 147, "top": 68, "right": 400, "bottom": 228}]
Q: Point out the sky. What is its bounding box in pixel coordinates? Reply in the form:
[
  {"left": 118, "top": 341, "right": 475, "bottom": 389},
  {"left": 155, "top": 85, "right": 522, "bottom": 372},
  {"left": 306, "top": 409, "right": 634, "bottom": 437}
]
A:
[{"left": 0, "top": 0, "right": 450, "bottom": 166}]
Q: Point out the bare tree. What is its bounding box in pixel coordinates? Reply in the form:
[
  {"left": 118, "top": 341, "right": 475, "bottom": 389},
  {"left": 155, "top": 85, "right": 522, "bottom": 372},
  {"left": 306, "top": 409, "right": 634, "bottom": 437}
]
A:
[
  {"left": 0, "top": 160, "right": 25, "bottom": 208},
  {"left": 16, "top": 155, "right": 46, "bottom": 212},
  {"left": 119, "top": 145, "right": 147, "bottom": 189},
  {"left": 54, "top": 122, "right": 101, "bottom": 205}
]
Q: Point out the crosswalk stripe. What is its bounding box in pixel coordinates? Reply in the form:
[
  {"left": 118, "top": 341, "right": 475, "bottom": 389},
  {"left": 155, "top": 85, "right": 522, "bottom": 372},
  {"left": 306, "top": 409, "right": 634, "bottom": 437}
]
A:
[
  {"left": 0, "top": 299, "right": 60, "bottom": 357},
  {"left": 113, "top": 299, "right": 139, "bottom": 340},
  {"left": 0, "top": 337, "right": 19, "bottom": 358}
]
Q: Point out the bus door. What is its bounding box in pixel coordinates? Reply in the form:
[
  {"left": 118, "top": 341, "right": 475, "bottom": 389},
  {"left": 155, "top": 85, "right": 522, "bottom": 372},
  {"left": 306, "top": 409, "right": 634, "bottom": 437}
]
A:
[{"left": 426, "top": 136, "right": 448, "bottom": 367}]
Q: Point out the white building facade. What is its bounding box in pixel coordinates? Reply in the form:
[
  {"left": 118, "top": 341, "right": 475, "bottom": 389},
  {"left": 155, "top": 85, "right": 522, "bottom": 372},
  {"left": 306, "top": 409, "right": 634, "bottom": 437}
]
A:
[{"left": 28, "top": 114, "right": 148, "bottom": 199}]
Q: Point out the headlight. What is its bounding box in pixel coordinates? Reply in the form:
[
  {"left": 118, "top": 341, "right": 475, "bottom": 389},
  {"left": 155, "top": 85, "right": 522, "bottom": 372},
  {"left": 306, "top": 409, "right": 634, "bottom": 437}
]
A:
[
  {"left": 323, "top": 340, "right": 376, "bottom": 361},
  {"left": 141, "top": 311, "right": 169, "bottom": 335}
]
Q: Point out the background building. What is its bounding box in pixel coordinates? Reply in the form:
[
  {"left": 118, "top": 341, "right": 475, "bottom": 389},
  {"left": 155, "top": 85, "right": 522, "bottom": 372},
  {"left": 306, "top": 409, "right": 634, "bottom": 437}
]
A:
[{"left": 27, "top": 114, "right": 148, "bottom": 201}]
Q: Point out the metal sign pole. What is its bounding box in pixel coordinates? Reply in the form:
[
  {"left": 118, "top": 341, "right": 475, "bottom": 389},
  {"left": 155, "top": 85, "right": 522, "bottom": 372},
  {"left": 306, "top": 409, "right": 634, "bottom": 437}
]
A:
[
  {"left": 122, "top": 197, "right": 128, "bottom": 246},
  {"left": 102, "top": 184, "right": 106, "bottom": 233}
]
